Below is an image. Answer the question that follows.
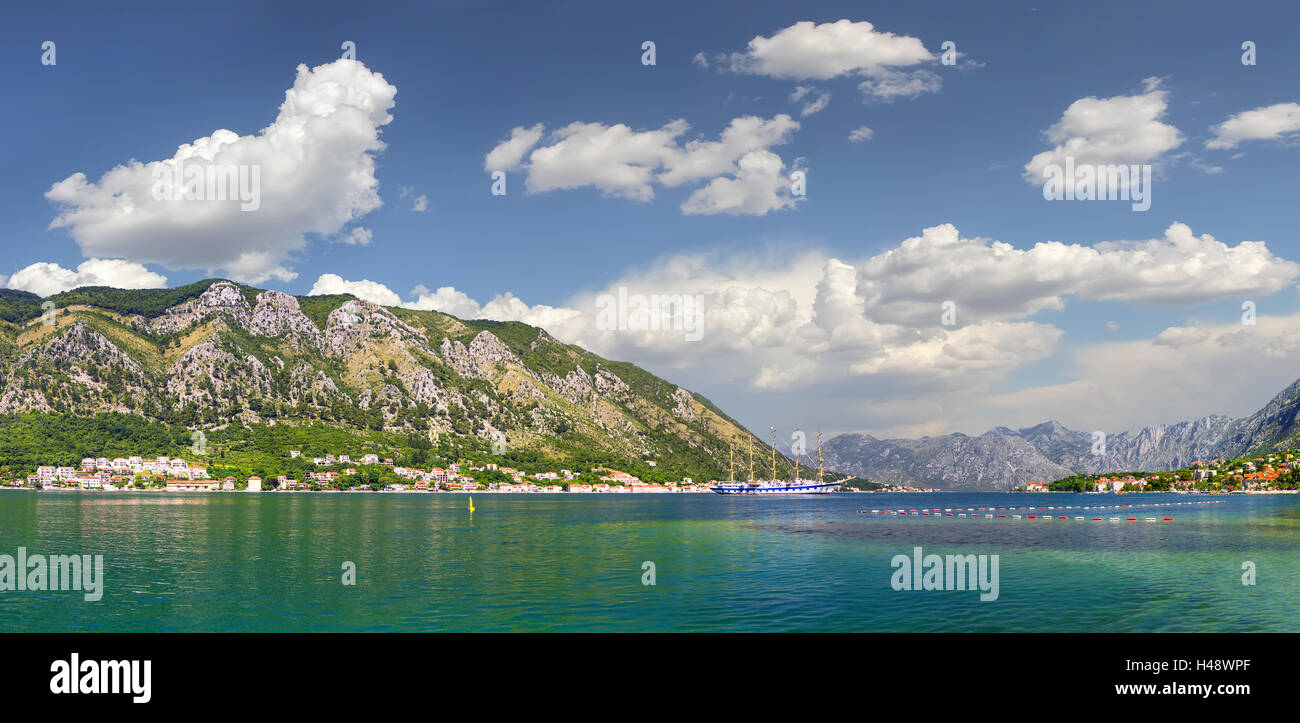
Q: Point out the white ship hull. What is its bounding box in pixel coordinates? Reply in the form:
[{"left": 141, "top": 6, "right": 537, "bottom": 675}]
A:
[{"left": 709, "top": 481, "right": 840, "bottom": 495}]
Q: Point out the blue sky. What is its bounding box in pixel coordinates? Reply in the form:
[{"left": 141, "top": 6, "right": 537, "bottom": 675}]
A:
[{"left": 2, "top": 1, "right": 1299, "bottom": 438}]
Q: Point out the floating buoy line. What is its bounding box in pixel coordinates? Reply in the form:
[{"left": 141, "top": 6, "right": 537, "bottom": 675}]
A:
[{"left": 857, "top": 500, "right": 1223, "bottom": 521}]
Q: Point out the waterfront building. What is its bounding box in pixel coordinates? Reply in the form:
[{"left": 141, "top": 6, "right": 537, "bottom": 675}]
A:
[{"left": 166, "top": 479, "right": 220, "bottom": 492}]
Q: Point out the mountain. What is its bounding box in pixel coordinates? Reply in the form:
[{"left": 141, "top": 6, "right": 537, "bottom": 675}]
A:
[
  {"left": 823, "top": 382, "right": 1300, "bottom": 490},
  {"left": 12, "top": 278, "right": 1300, "bottom": 490},
  {"left": 0, "top": 280, "right": 794, "bottom": 482},
  {"left": 818, "top": 430, "right": 1074, "bottom": 491}
]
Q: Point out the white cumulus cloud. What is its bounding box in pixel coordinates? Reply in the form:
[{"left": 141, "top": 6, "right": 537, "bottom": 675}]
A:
[
  {"left": 308, "top": 273, "right": 402, "bottom": 306},
  {"left": 484, "top": 115, "right": 804, "bottom": 215},
  {"left": 680, "top": 150, "right": 802, "bottom": 216},
  {"left": 723, "top": 19, "right": 934, "bottom": 82},
  {"left": 5, "top": 259, "right": 168, "bottom": 297},
  {"left": 1206, "top": 102, "right": 1300, "bottom": 150},
  {"left": 44, "top": 59, "right": 397, "bottom": 285},
  {"left": 719, "top": 19, "right": 942, "bottom": 102},
  {"left": 855, "top": 222, "right": 1299, "bottom": 325},
  {"left": 1024, "top": 78, "right": 1184, "bottom": 186}
]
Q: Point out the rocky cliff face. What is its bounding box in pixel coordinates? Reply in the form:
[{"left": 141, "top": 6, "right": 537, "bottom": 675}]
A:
[
  {"left": 0, "top": 280, "right": 775, "bottom": 478},
  {"left": 821, "top": 430, "right": 1075, "bottom": 491}
]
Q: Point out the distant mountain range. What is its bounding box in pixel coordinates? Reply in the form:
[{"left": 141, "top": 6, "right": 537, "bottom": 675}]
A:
[{"left": 820, "top": 377, "right": 1300, "bottom": 490}]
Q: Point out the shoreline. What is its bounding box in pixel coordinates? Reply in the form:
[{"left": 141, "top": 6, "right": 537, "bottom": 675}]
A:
[{"left": 0, "top": 486, "right": 1252, "bottom": 496}]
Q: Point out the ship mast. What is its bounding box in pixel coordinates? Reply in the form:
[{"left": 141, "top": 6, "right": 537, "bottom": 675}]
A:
[
  {"left": 794, "top": 425, "right": 800, "bottom": 482},
  {"left": 729, "top": 444, "right": 734, "bottom": 483},
  {"left": 817, "top": 428, "right": 823, "bottom": 483},
  {"left": 748, "top": 438, "right": 754, "bottom": 482},
  {"left": 770, "top": 426, "right": 776, "bottom": 483}
]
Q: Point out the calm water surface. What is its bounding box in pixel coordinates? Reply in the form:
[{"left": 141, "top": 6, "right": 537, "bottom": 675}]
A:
[{"left": 0, "top": 490, "right": 1296, "bottom": 632}]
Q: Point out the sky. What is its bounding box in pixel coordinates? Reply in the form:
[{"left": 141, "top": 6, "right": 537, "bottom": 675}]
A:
[{"left": 2, "top": 0, "right": 1299, "bottom": 440}]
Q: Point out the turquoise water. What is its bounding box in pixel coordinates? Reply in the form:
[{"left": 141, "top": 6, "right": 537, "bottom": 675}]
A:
[{"left": 0, "top": 490, "right": 1296, "bottom": 632}]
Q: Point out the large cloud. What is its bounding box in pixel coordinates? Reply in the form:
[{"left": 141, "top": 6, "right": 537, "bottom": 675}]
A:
[
  {"left": 724, "top": 19, "right": 932, "bottom": 79},
  {"left": 855, "top": 222, "right": 1299, "bottom": 325},
  {"left": 306, "top": 220, "right": 1298, "bottom": 436},
  {"left": 520, "top": 119, "right": 688, "bottom": 200},
  {"left": 4, "top": 259, "right": 168, "bottom": 297},
  {"left": 1024, "top": 78, "right": 1184, "bottom": 186},
  {"left": 484, "top": 115, "right": 804, "bottom": 215},
  {"left": 1206, "top": 102, "right": 1300, "bottom": 150},
  {"left": 44, "top": 59, "right": 397, "bottom": 284},
  {"left": 714, "top": 19, "right": 942, "bottom": 102}
]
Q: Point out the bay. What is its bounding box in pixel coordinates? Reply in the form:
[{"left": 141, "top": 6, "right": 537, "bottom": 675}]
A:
[{"left": 0, "top": 490, "right": 1295, "bottom": 632}]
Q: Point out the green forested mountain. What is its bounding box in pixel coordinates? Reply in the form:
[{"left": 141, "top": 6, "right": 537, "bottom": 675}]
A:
[{"left": 0, "top": 280, "right": 791, "bottom": 482}]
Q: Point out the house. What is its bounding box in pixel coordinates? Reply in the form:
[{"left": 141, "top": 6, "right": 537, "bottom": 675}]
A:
[
  {"left": 363, "top": 454, "right": 379, "bottom": 465},
  {"left": 166, "top": 479, "right": 219, "bottom": 492},
  {"left": 221, "top": 478, "right": 236, "bottom": 491},
  {"left": 246, "top": 476, "right": 262, "bottom": 492},
  {"left": 1242, "top": 471, "right": 1278, "bottom": 489}
]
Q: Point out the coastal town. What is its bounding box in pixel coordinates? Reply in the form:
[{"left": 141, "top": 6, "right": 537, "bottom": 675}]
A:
[
  {"left": 22, "top": 448, "right": 1298, "bottom": 495},
  {"left": 1, "top": 450, "right": 726, "bottom": 493},
  {"left": 1023, "top": 451, "right": 1300, "bottom": 493}
]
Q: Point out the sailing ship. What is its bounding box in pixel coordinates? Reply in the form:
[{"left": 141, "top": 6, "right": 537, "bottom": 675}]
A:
[{"left": 709, "top": 426, "right": 840, "bottom": 495}]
